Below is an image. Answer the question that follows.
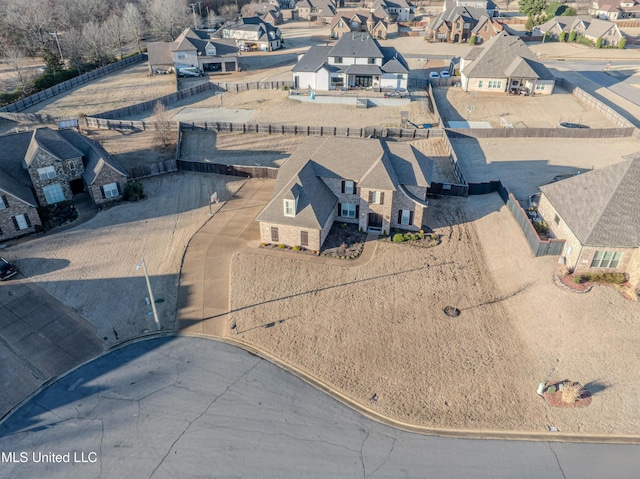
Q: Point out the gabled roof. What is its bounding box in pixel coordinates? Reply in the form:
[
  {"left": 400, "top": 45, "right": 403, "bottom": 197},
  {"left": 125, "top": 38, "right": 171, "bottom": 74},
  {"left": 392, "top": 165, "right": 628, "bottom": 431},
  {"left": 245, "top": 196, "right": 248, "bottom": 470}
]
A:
[
  {"left": 540, "top": 156, "right": 640, "bottom": 247},
  {"left": 539, "top": 15, "right": 619, "bottom": 39},
  {"left": 147, "top": 42, "right": 174, "bottom": 65},
  {"left": 380, "top": 47, "right": 409, "bottom": 73},
  {"left": 328, "top": 32, "right": 384, "bottom": 58},
  {"left": 56, "top": 130, "right": 128, "bottom": 185},
  {"left": 292, "top": 45, "right": 333, "bottom": 72},
  {"left": 471, "top": 15, "right": 503, "bottom": 34},
  {"left": 23, "top": 128, "right": 84, "bottom": 168},
  {"left": 224, "top": 17, "right": 282, "bottom": 40},
  {"left": 256, "top": 137, "right": 433, "bottom": 228},
  {"left": 430, "top": 6, "right": 485, "bottom": 30},
  {"left": 461, "top": 31, "right": 554, "bottom": 80}
]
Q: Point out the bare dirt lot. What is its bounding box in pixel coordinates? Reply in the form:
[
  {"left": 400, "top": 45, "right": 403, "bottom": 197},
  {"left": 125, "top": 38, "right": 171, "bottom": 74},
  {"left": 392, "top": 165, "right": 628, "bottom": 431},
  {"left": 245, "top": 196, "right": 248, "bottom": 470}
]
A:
[
  {"left": 20, "top": 62, "right": 175, "bottom": 118},
  {"left": 4, "top": 172, "right": 245, "bottom": 344},
  {"left": 434, "top": 85, "right": 618, "bottom": 129},
  {"left": 229, "top": 193, "right": 640, "bottom": 434},
  {"left": 128, "top": 88, "right": 433, "bottom": 128}
]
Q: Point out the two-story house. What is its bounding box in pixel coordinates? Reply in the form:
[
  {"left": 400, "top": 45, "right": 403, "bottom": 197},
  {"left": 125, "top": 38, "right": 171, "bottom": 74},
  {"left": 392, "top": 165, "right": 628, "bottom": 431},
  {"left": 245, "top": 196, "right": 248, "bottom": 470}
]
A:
[
  {"left": 295, "top": 0, "right": 337, "bottom": 22},
  {"left": 221, "top": 17, "right": 283, "bottom": 51},
  {"left": 427, "top": 6, "right": 486, "bottom": 42},
  {"left": 0, "top": 127, "right": 128, "bottom": 241},
  {"left": 147, "top": 28, "right": 239, "bottom": 74},
  {"left": 256, "top": 137, "right": 433, "bottom": 250},
  {"left": 589, "top": 0, "right": 640, "bottom": 19},
  {"left": 329, "top": 9, "right": 388, "bottom": 39},
  {"left": 370, "top": 0, "right": 414, "bottom": 22},
  {"left": 292, "top": 32, "right": 408, "bottom": 90}
]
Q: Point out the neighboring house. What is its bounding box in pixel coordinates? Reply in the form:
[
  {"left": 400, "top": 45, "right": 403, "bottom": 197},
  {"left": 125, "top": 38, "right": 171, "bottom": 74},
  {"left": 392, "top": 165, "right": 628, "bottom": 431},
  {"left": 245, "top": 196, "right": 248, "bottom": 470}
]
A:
[
  {"left": 255, "top": 136, "right": 433, "bottom": 250},
  {"left": 470, "top": 14, "right": 504, "bottom": 43},
  {"left": 221, "top": 17, "right": 283, "bottom": 51},
  {"left": 370, "top": 0, "right": 414, "bottom": 21},
  {"left": 244, "top": 2, "right": 284, "bottom": 24},
  {"left": 537, "top": 154, "right": 640, "bottom": 290},
  {"left": 0, "top": 128, "right": 128, "bottom": 241},
  {"left": 460, "top": 32, "right": 556, "bottom": 94},
  {"left": 292, "top": 32, "right": 408, "bottom": 90},
  {"left": 443, "top": 0, "right": 498, "bottom": 16},
  {"left": 330, "top": 9, "right": 388, "bottom": 39},
  {"left": 147, "top": 28, "right": 239, "bottom": 74},
  {"left": 589, "top": 0, "right": 640, "bottom": 19},
  {"left": 296, "top": 0, "right": 337, "bottom": 22},
  {"left": 538, "top": 16, "right": 623, "bottom": 46},
  {"left": 427, "top": 6, "right": 487, "bottom": 43}
]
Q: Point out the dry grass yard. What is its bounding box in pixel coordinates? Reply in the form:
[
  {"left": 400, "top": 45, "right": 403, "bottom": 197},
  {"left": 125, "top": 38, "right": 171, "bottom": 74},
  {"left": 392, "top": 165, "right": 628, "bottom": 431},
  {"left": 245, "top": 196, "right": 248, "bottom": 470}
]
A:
[
  {"left": 433, "top": 86, "right": 619, "bottom": 129},
  {"left": 229, "top": 194, "right": 640, "bottom": 434},
  {"left": 20, "top": 62, "right": 175, "bottom": 118}
]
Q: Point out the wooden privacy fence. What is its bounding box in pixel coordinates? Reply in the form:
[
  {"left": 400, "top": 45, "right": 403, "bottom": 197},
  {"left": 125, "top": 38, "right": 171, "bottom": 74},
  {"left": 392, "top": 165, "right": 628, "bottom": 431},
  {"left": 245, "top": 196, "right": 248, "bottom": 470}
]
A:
[
  {"left": 94, "top": 80, "right": 294, "bottom": 119},
  {"left": 177, "top": 160, "right": 278, "bottom": 179},
  {"left": 442, "top": 130, "right": 466, "bottom": 184},
  {"left": 557, "top": 78, "right": 635, "bottom": 128},
  {"left": 0, "top": 54, "right": 146, "bottom": 113},
  {"left": 127, "top": 160, "right": 178, "bottom": 179},
  {"left": 447, "top": 127, "right": 634, "bottom": 139}
]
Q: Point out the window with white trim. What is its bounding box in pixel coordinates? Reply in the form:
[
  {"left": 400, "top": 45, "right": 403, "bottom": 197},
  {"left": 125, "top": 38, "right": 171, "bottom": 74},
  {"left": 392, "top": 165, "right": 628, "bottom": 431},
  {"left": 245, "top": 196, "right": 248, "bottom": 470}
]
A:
[
  {"left": 344, "top": 180, "right": 355, "bottom": 194},
  {"left": 13, "top": 214, "right": 29, "bottom": 230},
  {"left": 42, "top": 183, "right": 65, "bottom": 204},
  {"left": 535, "top": 83, "right": 545, "bottom": 91},
  {"left": 399, "top": 209, "right": 413, "bottom": 225},
  {"left": 590, "top": 251, "right": 623, "bottom": 268},
  {"left": 283, "top": 199, "right": 295, "bottom": 217},
  {"left": 103, "top": 182, "right": 120, "bottom": 198},
  {"left": 370, "top": 191, "right": 382, "bottom": 204},
  {"left": 341, "top": 203, "right": 356, "bottom": 218},
  {"left": 334, "top": 57, "right": 343, "bottom": 64},
  {"left": 178, "top": 53, "right": 186, "bottom": 59},
  {"left": 38, "top": 166, "right": 56, "bottom": 180},
  {"left": 488, "top": 80, "right": 502, "bottom": 89},
  {"left": 368, "top": 58, "right": 376, "bottom": 64}
]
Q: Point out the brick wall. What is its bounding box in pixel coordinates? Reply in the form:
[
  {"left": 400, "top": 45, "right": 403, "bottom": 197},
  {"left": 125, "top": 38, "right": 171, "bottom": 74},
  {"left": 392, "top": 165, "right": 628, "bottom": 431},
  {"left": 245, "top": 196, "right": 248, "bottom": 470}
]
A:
[
  {"left": 626, "top": 249, "right": 640, "bottom": 290},
  {"left": 0, "top": 195, "right": 41, "bottom": 241},
  {"left": 390, "top": 186, "right": 427, "bottom": 231},
  {"left": 89, "top": 167, "right": 128, "bottom": 205},
  {"left": 538, "top": 194, "right": 582, "bottom": 268},
  {"left": 259, "top": 221, "right": 323, "bottom": 250}
]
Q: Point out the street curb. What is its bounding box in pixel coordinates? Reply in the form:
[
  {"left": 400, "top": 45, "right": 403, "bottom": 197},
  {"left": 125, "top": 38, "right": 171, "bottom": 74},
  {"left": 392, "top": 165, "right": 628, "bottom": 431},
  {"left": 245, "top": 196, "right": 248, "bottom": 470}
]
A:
[{"left": 176, "top": 332, "right": 640, "bottom": 445}]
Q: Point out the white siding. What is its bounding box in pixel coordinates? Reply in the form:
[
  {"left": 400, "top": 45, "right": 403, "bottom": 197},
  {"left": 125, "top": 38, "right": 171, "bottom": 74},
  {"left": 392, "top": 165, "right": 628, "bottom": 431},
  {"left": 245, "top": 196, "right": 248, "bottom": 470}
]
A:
[
  {"left": 295, "top": 71, "right": 318, "bottom": 90},
  {"left": 380, "top": 73, "right": 408, "bottom": 90}
]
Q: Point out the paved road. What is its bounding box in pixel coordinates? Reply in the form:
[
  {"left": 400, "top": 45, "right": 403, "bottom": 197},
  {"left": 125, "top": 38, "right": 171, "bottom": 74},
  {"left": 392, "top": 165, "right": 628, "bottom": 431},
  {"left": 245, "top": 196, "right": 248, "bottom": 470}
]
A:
[{"left": 1, "top": 336, "right": 638, "bottom": 479}]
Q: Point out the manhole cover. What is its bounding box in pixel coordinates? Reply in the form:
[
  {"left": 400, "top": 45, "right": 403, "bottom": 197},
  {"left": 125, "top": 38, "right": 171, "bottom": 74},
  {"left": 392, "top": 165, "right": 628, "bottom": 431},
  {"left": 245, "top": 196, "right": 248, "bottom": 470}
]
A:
[{"left": 443, "top": 306, "right": 460, "bottom": 317}]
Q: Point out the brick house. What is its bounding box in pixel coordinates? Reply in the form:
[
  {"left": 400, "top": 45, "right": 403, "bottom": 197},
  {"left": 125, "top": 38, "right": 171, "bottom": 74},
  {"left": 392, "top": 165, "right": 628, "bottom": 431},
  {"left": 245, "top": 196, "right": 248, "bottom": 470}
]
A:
[
  {"left": 537, "top": 155, "right": 640, "bottom": 290},
  {"left": 427, "top": 6, "right": 486, "bottom": 43},
  {"left": 538, "top": 16, "right": 623, "bottom": 47},
  {"left": 0, "top": 127, "right": 128, "bottom": 241},
  {"left": 460, "top": 32, "right": 556, "bottom": 95},
  {"left": 256, "top": 137, "right": 433, "bottom": 250},
  {"left": 329, "top": 9, "right": 388, "bottom": 39}
]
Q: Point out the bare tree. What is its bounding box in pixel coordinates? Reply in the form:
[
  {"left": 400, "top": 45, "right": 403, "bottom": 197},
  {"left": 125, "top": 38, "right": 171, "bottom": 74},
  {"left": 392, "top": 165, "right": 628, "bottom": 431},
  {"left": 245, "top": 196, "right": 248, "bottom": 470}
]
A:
[
  {"left": 4, "top": 0, "right": 54, "bottom": 54},
  {"left": 143, "top": 0, "right": 191, "bottom": 41},
  {"left": 153, "top": 101, "right": 172, "bottom": 148},
  {"left": 82, "top": 21, "right": 112, "bottom": 66},
  {"left": 240, "top": 4, "right": 257, "bottom": 17},
  {"left": 122, "top": 3, "right": 147, "bottom": 54},
  {"left": 2, "top": 48, "right": 38, "bottom": 95},
  {"left": 53, "top": 0, "right": 113, "bottom": 30},
  {"left": 102, "top": 14, "right": 128, "bottom": 59},
  {"left": 218, "top": 4, "right": 239, "bottom": 21}
]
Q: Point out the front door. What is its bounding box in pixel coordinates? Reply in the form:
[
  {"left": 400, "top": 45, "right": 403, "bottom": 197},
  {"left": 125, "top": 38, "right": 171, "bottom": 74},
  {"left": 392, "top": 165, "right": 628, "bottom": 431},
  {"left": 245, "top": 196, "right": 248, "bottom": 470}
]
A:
[{"left": 368, "top": 213, "right": 383, "bottom": 231}]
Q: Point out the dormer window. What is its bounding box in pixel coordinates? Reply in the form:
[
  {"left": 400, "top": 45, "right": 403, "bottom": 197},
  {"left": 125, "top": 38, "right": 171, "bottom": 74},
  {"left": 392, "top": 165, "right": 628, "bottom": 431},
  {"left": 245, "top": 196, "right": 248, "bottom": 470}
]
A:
[
  {"left": 206, "top": 44, "right": 217, "bottom": 56},
  {"left": 368, "top": 58, "right": 376, "bottom": 64},
  {"left": 284, "top": 199, "right": 296, "bottom": 217}
]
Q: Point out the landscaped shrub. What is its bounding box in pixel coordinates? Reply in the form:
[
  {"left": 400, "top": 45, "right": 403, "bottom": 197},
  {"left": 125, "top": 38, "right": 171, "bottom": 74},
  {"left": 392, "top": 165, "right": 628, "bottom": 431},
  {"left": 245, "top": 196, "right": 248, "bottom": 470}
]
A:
[
  {"left": 573, "top": 272, "right": 627, "bottom": 284},
  {"left": 618, "top": 37, "right": 627, "bottom": 49},
  {"left": 277, "top": 244, "right": 286, "bottom": 249},
  {"left": 469, "top": 35, "right": 477, "bottom": 45},
  {"left": 533, "top": 220, "right": 549, "bottom": 235},
  {"left": 558, "top": 31, "right": 566, "bottom": 42},
  {"left": 293, "top": 245, "right": 301, "bottom": 251},
  {"left": 596, "top": 38, "right": 603, "bottom": 49},
  {"left": 124, "top": 180, "right": 144, "bottom": 201},
  {"left": 568, "top": 30, "right": 577, "bottom": 42},
  {"left": 392, "top": 233, "right": 405, "bottom": 243}
]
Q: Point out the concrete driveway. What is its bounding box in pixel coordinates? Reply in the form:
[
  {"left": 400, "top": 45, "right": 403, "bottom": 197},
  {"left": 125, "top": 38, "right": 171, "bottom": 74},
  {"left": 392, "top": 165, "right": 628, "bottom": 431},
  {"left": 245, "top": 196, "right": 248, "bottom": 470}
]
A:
[{"left": 0, "top": 277, "right": 104, "bottom": 419}]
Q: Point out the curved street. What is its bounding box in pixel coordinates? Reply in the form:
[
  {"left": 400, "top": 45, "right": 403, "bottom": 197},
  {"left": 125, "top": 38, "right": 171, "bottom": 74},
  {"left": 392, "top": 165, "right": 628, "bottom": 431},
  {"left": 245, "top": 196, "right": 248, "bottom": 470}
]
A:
[{"left": 0, "top": 336, "right": 638, "bottom": 478}]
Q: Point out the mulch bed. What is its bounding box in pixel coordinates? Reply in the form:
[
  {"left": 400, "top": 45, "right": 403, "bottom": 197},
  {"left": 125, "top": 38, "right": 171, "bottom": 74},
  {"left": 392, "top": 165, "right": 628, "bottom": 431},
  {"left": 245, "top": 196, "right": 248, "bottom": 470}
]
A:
[
  {"left": 557, "top": 274, "right": 594, "bottom": 292},
  {"left": 320, "top": 223, "right": 366, "bottom": 259},
  {"left": 542, "top": 381, "right": 593, "bottom": 408}
]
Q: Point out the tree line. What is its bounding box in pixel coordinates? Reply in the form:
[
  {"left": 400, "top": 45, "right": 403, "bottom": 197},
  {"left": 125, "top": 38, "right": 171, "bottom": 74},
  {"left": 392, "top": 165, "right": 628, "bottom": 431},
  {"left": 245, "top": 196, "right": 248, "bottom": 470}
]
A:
[{"left": 0, "top": 0, "right": 250, "bottom": 104}]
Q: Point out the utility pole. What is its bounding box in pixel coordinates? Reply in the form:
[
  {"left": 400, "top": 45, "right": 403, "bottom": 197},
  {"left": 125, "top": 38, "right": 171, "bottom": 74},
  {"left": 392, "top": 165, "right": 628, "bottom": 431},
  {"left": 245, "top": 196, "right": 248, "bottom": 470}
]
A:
[
  {"left": 189, "top": 3, "right": 198, "bottom": 29},
  {"left": 49, "top": 32, "right": 64, "bottom": 65}
]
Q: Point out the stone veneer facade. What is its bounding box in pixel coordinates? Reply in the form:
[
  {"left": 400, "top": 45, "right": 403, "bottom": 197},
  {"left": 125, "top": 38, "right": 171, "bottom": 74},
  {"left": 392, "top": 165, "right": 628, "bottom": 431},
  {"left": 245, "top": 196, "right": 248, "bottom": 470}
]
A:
[
  {"left": 26, "top": 149, "right": 84, "bottom": 206},
  {"left": 0, "top": 195, "right": 42, "bottom": 240},
  {"left": 88, "top": 166, "right": 128, "bottom": 205}
]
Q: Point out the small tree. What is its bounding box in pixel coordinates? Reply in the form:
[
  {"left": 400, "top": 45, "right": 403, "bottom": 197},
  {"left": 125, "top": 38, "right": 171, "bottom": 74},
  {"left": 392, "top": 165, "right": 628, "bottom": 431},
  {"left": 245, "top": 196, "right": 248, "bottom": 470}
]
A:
[
  {"left": 568, "top": 30, "right": 577, "bottom": 42},
  {"left": 124, "top": 180, "right": 144, "bottom": 201},
  {"left": 618, "top": 37, "right": 627, "bottom": 49},
  {"left": 558, "top": 31, "right": 565, "bottom": 42},
  {"left": 152, "top": 101, "right": 172, "bottom": 148},
  {"left": 525, "top": 16, "right": 534, "bottom": 32},
  {"left": 469, "top": 35, "right": 477, "bottom": 45},
  {"left": 596, "top": 37, "right": 603, "bottom": 48}
]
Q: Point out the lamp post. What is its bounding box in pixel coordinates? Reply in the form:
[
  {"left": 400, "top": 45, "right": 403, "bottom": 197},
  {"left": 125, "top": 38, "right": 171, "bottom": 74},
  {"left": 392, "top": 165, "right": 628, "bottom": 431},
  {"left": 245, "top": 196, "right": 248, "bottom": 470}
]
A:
[
  {"left": 136, "top": 258, "right": 161, "bottom": 331},
  {"left": 49, "top": 32, "right": 64, "bottom": 65}
]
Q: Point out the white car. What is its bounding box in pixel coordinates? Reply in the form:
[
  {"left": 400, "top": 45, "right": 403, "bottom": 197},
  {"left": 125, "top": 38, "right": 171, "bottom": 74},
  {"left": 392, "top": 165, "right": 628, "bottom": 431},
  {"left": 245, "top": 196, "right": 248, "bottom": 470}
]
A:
[
  {"left": 429, "top": 71, "right": 440, "bottom": 79},
  {"left": 440, "top": 71, "right": 451, "bottom": 78}
]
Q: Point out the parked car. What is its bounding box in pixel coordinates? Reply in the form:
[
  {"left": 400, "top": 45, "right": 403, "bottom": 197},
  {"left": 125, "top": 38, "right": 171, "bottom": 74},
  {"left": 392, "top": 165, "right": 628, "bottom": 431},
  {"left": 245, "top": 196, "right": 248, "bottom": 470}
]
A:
[
  {"left": 178, "top": 67, "right": 203, "bottom": 77},
  {"left": 440, "top": 71, "right": 451, "bottom": 78},
  {"left": 0, "top": 257, "right": 18, "bottom": 281},
  {"left": 429, "top": 71, "right": 440, "bottom": 79}
]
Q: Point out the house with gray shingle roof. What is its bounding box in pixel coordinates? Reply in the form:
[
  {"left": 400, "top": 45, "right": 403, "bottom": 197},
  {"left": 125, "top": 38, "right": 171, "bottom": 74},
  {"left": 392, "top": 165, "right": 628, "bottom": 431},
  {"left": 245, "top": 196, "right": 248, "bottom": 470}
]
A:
[
  {"left": 589, "top": 0, "right": 640, "bottom": 20},
  {"left": 460, "top": 32, "right": 555, "bottom": 95},
  {"left": 537, "top": 155, "right": 640, "bottom": 289},
  {"left": 538, "top": 16, "right": 623, "bottom": 47},
  {"left": 427, "top": 6, "right": 487, "bottom": 43},
  {"left": 0, "top": 127, "right": 128, "bottom": 241},
  {"left": 330, "top": 9, "right": 388, "bottom": 39},
  {"left": 147, "top": 28, "right": 239, "bottom": 74},
  {"left": 256, "top": 137, "right": 433, "bottom": 250},
  {"left": 292, "top": 32, "right": 408, "bottom": 90},
  {"left": 221, "top": 17, "right": 282, "bottom": 51}
]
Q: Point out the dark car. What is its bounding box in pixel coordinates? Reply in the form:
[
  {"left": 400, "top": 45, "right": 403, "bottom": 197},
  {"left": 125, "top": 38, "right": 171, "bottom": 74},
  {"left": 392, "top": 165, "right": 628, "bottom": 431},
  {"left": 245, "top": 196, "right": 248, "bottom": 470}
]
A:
[
  {"left": 0, "top": 256, "right": 18, "bottom": 281},
  {"left": 558, "top": 122, "right": 589, "bottom": 129}
]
